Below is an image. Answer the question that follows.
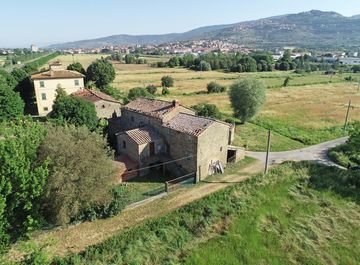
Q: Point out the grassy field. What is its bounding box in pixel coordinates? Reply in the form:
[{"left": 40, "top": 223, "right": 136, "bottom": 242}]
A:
[
  {"left": 184, "top": 163, "right": 360, "bottom": 265},
  {"left": 54, "top": 54, "right": 360, "bottom": 150},
  {"left": 35, "top": 162, "right": 360, "bottom": 265}
]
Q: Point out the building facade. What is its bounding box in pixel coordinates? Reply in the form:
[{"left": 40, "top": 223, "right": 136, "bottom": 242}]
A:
[
  {"left": 114, "top": 98, "right": 242, "bottom": 181},
  {"left": 31, "top": 61, "right": 85, "bottom": 116}
]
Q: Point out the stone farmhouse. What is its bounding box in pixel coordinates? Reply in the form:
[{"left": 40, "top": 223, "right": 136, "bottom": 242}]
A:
[
  {"left": 31, "top": 61, "right": 121, "bottom": 118},
  {"left": 113, "top": 98, "right": 244, "bottom": 181},
  {"left": 72, "top": 88, "right": 121, "bottom": 118}
]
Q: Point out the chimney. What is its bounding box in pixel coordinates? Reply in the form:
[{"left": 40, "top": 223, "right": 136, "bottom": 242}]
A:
[{"left": 172, "top": 99, "right": 179, "bottom": 108}]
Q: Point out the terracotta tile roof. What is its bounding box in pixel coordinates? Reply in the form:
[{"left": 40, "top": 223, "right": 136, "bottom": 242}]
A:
[
  {"left": 72, "top": 89, "right": 120, "bottom": 104},
  {"left": 125, "top": 126, "right": 162, "bottom": 145},
  {"left": 164, "top": 113, "right": 214, "bottom": 136},
  {"left": 123, "top": 98, "right": 176, "bottom": 119},
  {"left": 31, "top": 70, "right": 84, "bottom": 80}
]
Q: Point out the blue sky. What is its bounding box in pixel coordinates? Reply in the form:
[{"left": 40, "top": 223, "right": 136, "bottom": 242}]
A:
[{"left": 1, "top": 0, "right": 360, "bottom": 47}]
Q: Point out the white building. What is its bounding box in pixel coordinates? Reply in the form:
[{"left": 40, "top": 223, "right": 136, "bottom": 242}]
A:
[
  {"left": 30, "top": 44, "right": 39, "bottom": 52},
  {"left": 31, "top": 61, "right": 85, "bottom": 116}
]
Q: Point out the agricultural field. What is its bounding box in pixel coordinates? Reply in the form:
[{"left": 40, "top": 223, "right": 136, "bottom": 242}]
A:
[
  {"left": 0, "top": 55, "right": 6, "bottom": 66},
  {"left": 55, "top": 54, "right": 360, "bottom": 150}
]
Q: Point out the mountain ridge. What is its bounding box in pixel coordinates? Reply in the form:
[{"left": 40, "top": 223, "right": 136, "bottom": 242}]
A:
[{"left": 47, "top": 10, "right": 360, "bottom": 50}]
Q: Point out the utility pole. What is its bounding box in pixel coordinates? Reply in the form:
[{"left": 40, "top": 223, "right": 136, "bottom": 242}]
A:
[
  {"left": 343, "top": 99, "right": 352, "bottom": 131},
  {"left": 264, "top": 130, "right": 271, "bottom": 174}
]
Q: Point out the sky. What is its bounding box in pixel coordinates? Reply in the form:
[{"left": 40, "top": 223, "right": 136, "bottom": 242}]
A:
[{"left": 1, "top": 0, "right": 360, "bottom": 48}]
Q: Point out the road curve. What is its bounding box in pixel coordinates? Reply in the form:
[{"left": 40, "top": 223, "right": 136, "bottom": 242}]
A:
[{"left": 246, "top": 137, "right": 348, "bottom": 169}]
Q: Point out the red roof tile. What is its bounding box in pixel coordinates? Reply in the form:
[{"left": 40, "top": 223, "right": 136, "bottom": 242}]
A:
[
  {"left": 164, "top": 113, "right": 214, "bottom": 136},
  {"left": 72, "top": 88, "right": 120, "bottom": 104},
  {"left": 31, "top": 70, "right": 84, "bottom": 80},
  {"left": 125, "top": 126, "right": 162, "bottom": 145},
  {"left": 123, "top": 98, "right": 176, "bottom": 119}
]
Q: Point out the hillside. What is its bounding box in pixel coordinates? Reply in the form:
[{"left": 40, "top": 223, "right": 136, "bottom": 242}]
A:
[{"left": 48, "top": 10, "right": 360, "bottom": 50}]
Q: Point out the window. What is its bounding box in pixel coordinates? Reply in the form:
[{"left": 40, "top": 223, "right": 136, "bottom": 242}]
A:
[
  {"left": 43, "top": 107, "right": 49, "bottom": 111},
  {"left": 74, "top": 79, "right": 80, "bottom": 86},
  {"left": 220, "top": 146, "right": 223, "bottom": 151},
  {"left": 102, "top": 105, "right": 105, "bottom": 109},
  {"left": 39, "top": 81, "right": 45, "bottom": 88},
  {"left": 41, "top": 93, "right": 47, "bottom": 100},
  {"left": 123, "top": 141, "right": 126, "bottom": 149}
]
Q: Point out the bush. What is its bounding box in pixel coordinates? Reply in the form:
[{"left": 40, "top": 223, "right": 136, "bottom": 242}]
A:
[
  {"left": 198, "top": 60, "right": 212, "bottom": 71},
  {"left": 207, "top": 82, "right": 226, "bottom": 93},
  {"left": 127, "top": 87, "right": 151, "bottom": 101},
  {"left": 162, "top": 87, "right": 170, "bottom": 95},
  {"left": 146, "top": 85, "right": 157, "bottom": 95},
  {"left": 191, "top": 103, "right": 222, "bottom": 119},
  {"left": 67, "top": 62, "right": 86, "bottom": 75},
  {"left": 229, "top": 78, "right": 266, "bottom": 123},
  {"left": 161, "top": 76, "right": 174, "bottom": 88}
]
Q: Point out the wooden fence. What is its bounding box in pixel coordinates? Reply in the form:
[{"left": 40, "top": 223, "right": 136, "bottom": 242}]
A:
[{"left": 165, "top": 172, "right": 196, "bottom": 193}]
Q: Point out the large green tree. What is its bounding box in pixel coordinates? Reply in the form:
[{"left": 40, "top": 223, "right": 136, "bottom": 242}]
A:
[
  {"left": 0, "top": 120, "right": 48, "bottom": 245},
  {"left": 51, "top": 89, "right": 98, "bottom": 130},
  {"left": 229, "top": 78, "right": 266, "bottom": 123},
  {"left": 161, "top": 76, "right": 174, "bottom": 88},
  {"left": 0, "top": 84, "right": 24, "bottom": 121},
  {"left": 37, "top": 125, "right": 116, "bottom": 225},
  {"left": 86, "top": 59, "right": 115, "bottom": 88}
]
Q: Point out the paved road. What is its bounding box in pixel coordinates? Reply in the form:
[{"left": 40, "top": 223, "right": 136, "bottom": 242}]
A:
[{"left": 246, "top": 137, "right": 348, "bottom": 169}]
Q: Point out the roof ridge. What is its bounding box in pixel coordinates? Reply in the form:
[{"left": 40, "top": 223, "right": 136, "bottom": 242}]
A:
[{"left": 177, "top": 112, "right": 231, "bottom": 127}]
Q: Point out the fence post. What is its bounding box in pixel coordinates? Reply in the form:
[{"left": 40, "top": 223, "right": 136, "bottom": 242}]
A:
[{"left": 165, "top": 181, "right": 169, "bottom": 193}]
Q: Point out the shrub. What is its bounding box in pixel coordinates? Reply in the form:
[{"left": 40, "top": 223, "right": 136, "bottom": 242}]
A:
[
  {"left": 128, "top": 87, "right": 151, "bottom": 101},
  {"left": 161, "top": 76, "right": 174, "bottom": 88},
  {"left": 191, "top": 103, "right": 222, "bottom": 119},
  {"left": 207, "top": 82, "right": 226, "bottom": 93},
  {"left": 146, "top": 85, "right": 157, "bottom": 95},
  {"left": 67, "top": 62, "right": 86, "bottom": 75}
]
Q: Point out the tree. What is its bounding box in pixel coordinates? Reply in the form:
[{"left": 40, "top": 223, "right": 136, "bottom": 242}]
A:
[
  {"left": 191, "top": 103, "right": 222, "bottom": 119},
  {"left": 0, "top": 84, "right": 24, "bottom": 121},
  {"left": 161, "top": 76, "right": 174, "bottom": 88},
  {"left": 51, "top": 89, "right": 98, "bottom": 130},
  {"left": 162, "top": 87, "right": 170, "bottom": 95},
  {"left": 146, "top": 85, "right": 157, "bottom": 95},
  {"left": 352, "top": 65, "right": 360, "bottom": 73},
  {"left": 229, "top": 78, "right": 266, "bottom": 123},
  {"left": 127, "top": 87, "right": 151, "bottom": 101},
  {"left": 0, "top": 69, "right": 18, "bottom": 88},
  {"left": 168, "top": 57, "right": 180, "bottom": 68},
  {"left": 198, "top": 60, "right": 212, "bottom": 71},
  {"left": 0, "top": 120, "right": 48, "bottom": 244},
  {"left": 86, "top": 59, "right": 116, "bottom": 88},
  {"left": 37, "top": 125, "right": 116, "bottom": 225},
  {"left": 67, "top": 62, "right": 86, "bottom": 75},
  {"left": 238, "top": 56, "right": 257, "bottom": 72},
  {"left": 124, "top": 54, "right": 136, "bottom": 64},
  {"left": 207, "top": 82, "right": 226, "bottom": 93},
  {"left": 10, "top": 68, "right": 28, "bottom": 83},
  {"left": 283, "top": 77, "right": 291, "bottom": 87}
]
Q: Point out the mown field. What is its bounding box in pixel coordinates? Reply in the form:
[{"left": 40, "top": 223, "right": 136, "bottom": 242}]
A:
[
  {"left": 55, "top": 54, "right": 360, "bottom": 151},
  {"left": 36, "top": 162, "right": 360, "bottom": 265}
]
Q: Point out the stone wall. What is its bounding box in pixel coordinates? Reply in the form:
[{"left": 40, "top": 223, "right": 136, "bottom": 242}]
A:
[
  {"left": 116, "top": 133, "right": 139, "bottom": 162},
  {"left": 197, "top": 122, "right": 230, "bottom": 181},
  {"left": 94, "top": 100, "right": 121, "bottom": 119}
]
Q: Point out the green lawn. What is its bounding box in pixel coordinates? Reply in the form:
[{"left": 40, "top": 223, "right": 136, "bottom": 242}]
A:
[{"left": 234, "top": 122, "right": 305, "bottom": 151}]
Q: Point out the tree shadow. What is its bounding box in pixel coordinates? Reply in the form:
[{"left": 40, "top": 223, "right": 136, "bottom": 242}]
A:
[{"left": 305, "top": 162, "right": 360, "bottom": 204}]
